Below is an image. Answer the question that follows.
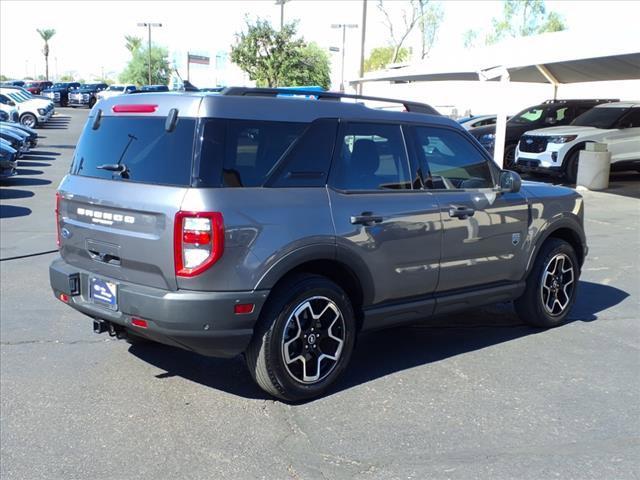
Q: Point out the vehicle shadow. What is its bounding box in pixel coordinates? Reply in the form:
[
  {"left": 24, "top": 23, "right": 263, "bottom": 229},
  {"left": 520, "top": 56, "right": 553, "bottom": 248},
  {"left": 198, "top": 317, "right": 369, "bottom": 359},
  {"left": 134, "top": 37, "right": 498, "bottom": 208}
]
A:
[
  {"left": 15, "top": 169, "right": 44, "bottom": 176},
  {"left": 0, "top": 177, "right": 51, "bottom": 187},
  {"left": 0, "top": 204, "right": 32, "bottom": 219},
  {"left": 26, "top": 151, "right": 61, "bottom": 157},
  {"left": 128, "top": 280, "right": 628, "bottom": 402},
  {"left": 18, "top": 161, "right": 51, "bottom": 168},
  {"left": 0, "top": 188, "right": 35, "bottom": 200},
  {"left": 40, "top": 117, "right": 71, "bottom": 130}
]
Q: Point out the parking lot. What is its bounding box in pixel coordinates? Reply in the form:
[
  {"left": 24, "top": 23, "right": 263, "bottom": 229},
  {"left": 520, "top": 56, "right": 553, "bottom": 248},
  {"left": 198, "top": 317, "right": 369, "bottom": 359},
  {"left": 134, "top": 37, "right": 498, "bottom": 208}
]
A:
[{"left": 1, "top": 108, "right": 639, "bottom": 479}]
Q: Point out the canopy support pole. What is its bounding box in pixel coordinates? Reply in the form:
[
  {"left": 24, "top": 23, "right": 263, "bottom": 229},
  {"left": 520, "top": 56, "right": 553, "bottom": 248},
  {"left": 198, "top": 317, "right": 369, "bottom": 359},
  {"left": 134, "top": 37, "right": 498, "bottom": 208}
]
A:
[
  {"left": 492, "top": 71, "right": 510, "bottom": 168},
  {"left": 535, "top": 64, "right": 560, "bottom": 100}
]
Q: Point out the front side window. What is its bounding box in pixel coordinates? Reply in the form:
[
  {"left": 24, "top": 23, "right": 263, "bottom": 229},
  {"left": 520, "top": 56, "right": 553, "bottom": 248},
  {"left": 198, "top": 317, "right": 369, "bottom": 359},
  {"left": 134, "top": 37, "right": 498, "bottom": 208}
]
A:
[
  {"left": 510, "top": 107, "right": 545, "bottom": 125},
  {"left": 411, "top": 126, "right": 494, "bottom": 190},
  {"left": 571, "top": 107, "right": 629, "bottom": 129},
  {"left": 617, "top": 108, "right": 640, "bottom": 128},
  {"left": 329, "top": 123, "right": 411, "bottom": 191}
]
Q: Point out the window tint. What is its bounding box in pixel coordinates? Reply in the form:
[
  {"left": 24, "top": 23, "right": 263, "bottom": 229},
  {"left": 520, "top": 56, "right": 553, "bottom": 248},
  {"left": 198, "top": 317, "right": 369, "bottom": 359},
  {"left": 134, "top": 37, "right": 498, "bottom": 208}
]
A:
[
  {"left": 329, "top": 123, "right": 411, "bottom": 191},
  {"left": 71, "top": 117, "right": 196, "bottom": 186},
  {"left": 411, "top": 126, "right": 494, "bottom": 190},
  {"left": 268, "top": 118, "right": 338, "bottom": 188},
  {"left": 618, "top": 108, "right": 640, "bottom": 128},
  {"left": 199, "top": 119, "right": 306, "bottom": 187}
]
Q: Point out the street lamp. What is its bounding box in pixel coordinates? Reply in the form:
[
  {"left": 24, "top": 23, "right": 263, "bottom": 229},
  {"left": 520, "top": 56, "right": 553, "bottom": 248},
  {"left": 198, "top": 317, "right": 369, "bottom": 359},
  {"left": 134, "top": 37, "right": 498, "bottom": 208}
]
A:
[
  {"left": 137, "top": 22, "right": 162, "bottom": 85},
  {"left": 331, "top": 23, "right": 358, "bottom": 92}
]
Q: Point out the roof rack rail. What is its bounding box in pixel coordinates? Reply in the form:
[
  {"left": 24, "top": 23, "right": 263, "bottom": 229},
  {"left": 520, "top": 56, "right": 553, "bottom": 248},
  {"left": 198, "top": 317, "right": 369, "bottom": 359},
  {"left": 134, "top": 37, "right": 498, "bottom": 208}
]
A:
[
  {"left": 220, "top": 87, "right": 440, "bottom": 115},
  {"left": 542, "top": 98, "right": 620, "bottom": 104}
]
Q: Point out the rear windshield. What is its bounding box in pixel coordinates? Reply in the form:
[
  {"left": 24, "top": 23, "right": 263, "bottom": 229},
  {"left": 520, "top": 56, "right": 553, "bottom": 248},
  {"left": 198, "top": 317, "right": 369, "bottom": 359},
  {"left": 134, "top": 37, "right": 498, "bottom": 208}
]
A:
[{"left": 71, "top": 117, "right": 196, "bottom": 186}]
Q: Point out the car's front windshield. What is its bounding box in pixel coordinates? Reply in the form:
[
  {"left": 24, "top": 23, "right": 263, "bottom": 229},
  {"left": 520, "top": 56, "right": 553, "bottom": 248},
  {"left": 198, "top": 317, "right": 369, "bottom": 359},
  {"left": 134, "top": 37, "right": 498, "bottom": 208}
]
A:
[
  {"left": 7, "top": 93, "right": 26, "bottom": 103},
  {"left": 107, "top": 86, "right": 125, "bottom": 92},
  {"left": 571, "top": 107, "right": 629, "bottom": 129},
  {"left": 508, "top": 107, "right": 548, "bottom": 125}
]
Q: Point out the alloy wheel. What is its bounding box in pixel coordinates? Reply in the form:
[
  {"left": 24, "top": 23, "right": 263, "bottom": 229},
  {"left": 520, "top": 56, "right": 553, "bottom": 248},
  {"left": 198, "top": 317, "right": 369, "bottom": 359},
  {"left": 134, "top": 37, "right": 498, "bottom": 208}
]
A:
[
  {"left": 540, "top": 253, "right": 575, "bottom": 316},
  {"left": 281, "top": 296, "right": 345, "bottom": 384}
]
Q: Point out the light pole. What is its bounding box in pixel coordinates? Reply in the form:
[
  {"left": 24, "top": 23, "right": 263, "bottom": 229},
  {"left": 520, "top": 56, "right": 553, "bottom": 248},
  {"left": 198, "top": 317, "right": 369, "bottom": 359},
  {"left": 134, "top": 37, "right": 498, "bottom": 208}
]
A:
[
  {"left": 331, "top": 23, "right": 358, "bottom": 92},
  {"left": 137, "top": 22, "right": 162, "bottom": 85},
  {"left": 274, "top": 0, "right": 288, "bottom": 29}
]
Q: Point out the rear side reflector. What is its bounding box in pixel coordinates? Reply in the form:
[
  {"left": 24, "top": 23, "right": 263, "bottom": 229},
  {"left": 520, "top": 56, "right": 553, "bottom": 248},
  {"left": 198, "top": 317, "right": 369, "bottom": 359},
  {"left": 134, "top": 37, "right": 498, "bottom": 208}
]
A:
[
  {"left": 234, "top": 303, "right": 255, "bottom": 315},
  {"left": 58, "top": 293, "right": 69, "bottom": 303},
  {"left": 55, "top": 192, "right": 62, "bottom": 248},
  {"left": 112, "top": 104, "right": 158, "bottom": 113},
  {"left": 131, "top": 318, "right": 148, "bottom": 328},
  {"left": 174, "top": 211, "right": 224, "bottom": 277}
]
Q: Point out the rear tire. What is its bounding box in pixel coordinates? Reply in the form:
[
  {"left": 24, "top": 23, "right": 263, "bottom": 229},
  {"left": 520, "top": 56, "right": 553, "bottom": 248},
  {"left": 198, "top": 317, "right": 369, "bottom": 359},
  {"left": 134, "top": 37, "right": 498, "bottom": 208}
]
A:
[
  {"left": 515, "top": 238, "right": 579, "bottom": 328},
  {"left": 245, "top": 274, "right": 356, "bottom": 401}
]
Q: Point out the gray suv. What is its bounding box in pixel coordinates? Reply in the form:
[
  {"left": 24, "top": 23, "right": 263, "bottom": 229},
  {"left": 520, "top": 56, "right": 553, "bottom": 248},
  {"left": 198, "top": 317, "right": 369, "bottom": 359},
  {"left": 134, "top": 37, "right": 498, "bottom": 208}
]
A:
[{"left": 50, "top": 88, "right": 587, "bottom": 401}]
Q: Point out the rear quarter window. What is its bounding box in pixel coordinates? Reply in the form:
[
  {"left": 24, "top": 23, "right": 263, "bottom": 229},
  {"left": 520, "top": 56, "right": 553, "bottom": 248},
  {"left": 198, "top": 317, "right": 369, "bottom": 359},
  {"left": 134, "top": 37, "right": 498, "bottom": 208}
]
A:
[{"left": 71, "top": 116, "right": 196, "bottom": 186}]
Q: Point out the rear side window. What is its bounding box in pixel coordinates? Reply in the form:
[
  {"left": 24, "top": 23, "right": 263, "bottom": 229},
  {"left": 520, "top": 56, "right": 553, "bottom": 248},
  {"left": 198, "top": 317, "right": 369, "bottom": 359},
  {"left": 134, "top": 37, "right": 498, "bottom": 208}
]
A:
[
  {"left": 329, "top": 122, "right": 411, "bottom": 191},
  {"left": 71, "top": 117, "right": 196, "bottom": 186},
  {"left": 199, "top": 119, "right": 306, "bottom": 187}
]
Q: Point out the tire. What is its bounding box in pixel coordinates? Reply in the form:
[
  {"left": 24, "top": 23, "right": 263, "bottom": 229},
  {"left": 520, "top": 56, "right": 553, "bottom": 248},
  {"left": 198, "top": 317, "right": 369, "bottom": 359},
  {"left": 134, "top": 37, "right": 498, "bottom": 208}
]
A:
[
  {"left": 503, "top": 144, "right": 517, "bottom": 170},
  {"left": 515, "top": 238, "right": 579, "bottom": 328},
  {"left": 564, "top": 150, "right": 580, "bottom": 184},
  {"left": 20, "top": 113, "right": 37, "bottom": 128},
  {"left": 245, "top": 274, "right": 356, "bottom": 401},
  {"left": 89, "top": 97, "right": 96, "bottom": 108}
]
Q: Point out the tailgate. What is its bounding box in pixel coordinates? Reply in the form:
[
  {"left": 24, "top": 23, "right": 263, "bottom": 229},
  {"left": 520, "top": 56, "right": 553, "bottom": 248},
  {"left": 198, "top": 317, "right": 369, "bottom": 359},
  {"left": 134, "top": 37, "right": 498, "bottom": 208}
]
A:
[{"left": 58, "top": 176, "right": 187, "bottom": 290}]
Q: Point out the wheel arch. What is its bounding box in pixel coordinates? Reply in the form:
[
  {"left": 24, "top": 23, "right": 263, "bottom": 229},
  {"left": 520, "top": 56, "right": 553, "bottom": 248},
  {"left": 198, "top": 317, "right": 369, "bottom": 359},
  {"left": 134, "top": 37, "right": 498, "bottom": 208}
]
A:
[
  {"left": 526, "top": 220, "right": 586, "bottom": 278},
  {"left": 561, "top": 141, "right": 595, "bottom": 170}
]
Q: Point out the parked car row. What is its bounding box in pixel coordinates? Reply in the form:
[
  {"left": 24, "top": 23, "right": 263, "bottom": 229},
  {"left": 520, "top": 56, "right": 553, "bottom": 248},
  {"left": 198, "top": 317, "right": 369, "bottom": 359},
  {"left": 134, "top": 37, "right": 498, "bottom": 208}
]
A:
[
  {"left": 467, "top": 98, "right": 640, "bottom": 182},
  {"left": 0, "top": 109, "right": 40, "bottom": 178},
  {"left": 0, "top": 85, "right": 55, "bottom": 128}
]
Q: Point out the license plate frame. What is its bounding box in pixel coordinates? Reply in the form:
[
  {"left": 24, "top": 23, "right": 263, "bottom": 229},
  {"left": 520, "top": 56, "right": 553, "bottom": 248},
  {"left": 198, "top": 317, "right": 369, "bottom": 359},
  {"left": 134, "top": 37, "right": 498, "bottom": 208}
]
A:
[{"left": 89, "top": 277, "right": 118, "bottom": 310}]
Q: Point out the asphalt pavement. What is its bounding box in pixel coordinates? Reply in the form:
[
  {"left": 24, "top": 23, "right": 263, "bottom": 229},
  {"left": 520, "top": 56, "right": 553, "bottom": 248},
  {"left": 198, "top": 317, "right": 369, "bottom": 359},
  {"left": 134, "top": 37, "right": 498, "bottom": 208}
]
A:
[{"left": 1, "top": 108, "right": 638, "bottom": 479}]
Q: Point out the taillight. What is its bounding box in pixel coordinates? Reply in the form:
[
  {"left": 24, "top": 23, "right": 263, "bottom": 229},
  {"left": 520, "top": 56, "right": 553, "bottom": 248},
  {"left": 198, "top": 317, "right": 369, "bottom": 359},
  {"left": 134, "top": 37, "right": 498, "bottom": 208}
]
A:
[
  {"left": 174, "top": 211, "right": 224, "bottom": 277},
  {"left": 55, "top": 192, "right": 62, "bottom": 248}
]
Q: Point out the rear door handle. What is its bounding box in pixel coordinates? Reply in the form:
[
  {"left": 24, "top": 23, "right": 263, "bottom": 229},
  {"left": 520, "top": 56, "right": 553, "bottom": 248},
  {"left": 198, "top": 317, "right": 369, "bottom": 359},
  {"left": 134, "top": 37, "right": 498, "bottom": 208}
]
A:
[
  {"left": 350, "top": 213, "right": 384, "bottom": 225},
  {"left": 448, "top": 205, "right": 475, "bottom": 219}
]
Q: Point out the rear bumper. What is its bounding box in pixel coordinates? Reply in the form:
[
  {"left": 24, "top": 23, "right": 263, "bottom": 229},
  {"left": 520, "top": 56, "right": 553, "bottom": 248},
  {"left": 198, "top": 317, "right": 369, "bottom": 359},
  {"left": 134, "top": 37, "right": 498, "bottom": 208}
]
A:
[{"left": 49, "top": 257, "right": 269, "bottom": 358}]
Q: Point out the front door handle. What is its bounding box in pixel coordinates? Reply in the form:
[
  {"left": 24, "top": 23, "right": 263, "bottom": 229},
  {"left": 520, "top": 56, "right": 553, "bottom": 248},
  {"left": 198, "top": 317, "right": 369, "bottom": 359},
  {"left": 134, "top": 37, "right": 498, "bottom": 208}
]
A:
[
  {"left": 448, "top": 205, "right": 475, "bottom": 219},
  {"left": 350, "top": 213, "right": 384, "bottom": 225}
]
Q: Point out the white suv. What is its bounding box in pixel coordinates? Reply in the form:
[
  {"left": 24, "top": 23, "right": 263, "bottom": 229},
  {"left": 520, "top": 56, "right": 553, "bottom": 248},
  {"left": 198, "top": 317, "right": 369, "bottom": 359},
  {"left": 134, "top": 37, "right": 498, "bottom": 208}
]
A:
[
  {"left": 0, "top": 87, "right": 54, "bottom": 128},
  {"left": 96, "top": 84, "right": 137, "bottom": 102},
  {"left": 515, "top": 102, "right": 640, "bottom": 182}
]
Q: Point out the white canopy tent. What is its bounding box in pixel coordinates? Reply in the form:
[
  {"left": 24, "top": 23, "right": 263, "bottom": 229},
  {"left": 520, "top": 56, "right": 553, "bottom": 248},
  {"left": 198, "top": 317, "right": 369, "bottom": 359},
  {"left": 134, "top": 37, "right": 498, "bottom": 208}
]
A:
[{"left": 350, "top": 30, "right": 640, "bottom": 167}]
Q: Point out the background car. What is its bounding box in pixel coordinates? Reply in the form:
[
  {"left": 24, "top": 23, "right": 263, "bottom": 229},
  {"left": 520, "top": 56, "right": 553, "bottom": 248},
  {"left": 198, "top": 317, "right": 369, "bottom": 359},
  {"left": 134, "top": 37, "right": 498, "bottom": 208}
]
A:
[
  {"left": 457, "top": 114, "right": 510, "bottom": 130},
  {"left": 516, "top": 101, "right": 640, "bottom": 182},
  {"left": 137, "top": 85, "right": 169, "bottom": 93},
  {"left": 0, "top": 87, "right": 53, "bottom": 128},
  {"left": 470, "top": 98, "right": 618, "bottom": 168},
  {"left": 68, "top": 83, "right": 108, "bottom": 108},
  {"left": 96, "top": 84, "right": 137, "bottom": 101},
  {"left": 25, "top": 81, "right": 53, "bottom": 95},
  {"left": 0, "top": 101, "right": 20, "bottom": 122},
  {"left": 0, "top": 139, "right": 18, "bottom": 178},
  {"left": 42, "top": 82, "right": 82, "bottom": 106}
]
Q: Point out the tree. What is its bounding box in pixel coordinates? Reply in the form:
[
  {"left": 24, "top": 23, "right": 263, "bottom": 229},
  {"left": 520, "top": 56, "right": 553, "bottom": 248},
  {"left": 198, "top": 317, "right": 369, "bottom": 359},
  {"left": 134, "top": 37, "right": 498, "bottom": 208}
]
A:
[
  {"left": 417, "top": 1, "right": 444, "bottom": 59},
  {"left": 119, "top": 46, "right": 171, "bottom": 86},
  {"left": 59, "top": 73, "right": 74, "bottom": 81},
  {"left": 125, "top": 35, "right": 142, "bottom": 54},
  {"left": 36, "top": 28, "right": 56, "bottom": 81},
  {"left": 0, "top": 74, "right": 7, "bottom": 82},
  {"left": 378, "top": 0, "right": 434, "bottom": 63},
  {"left": 364, "top": 46, "right": 410, "bottom": 72},
  {"left": 485, "top": 0, "right": 566, "bottom": 44},
  {"left": 231, "top": 19, "right": 331, "bottom": 89}
]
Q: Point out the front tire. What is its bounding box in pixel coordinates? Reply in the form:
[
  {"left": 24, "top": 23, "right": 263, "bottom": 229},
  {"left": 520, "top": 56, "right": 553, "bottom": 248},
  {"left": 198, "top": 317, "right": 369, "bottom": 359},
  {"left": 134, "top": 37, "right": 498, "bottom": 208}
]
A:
[
  {"left": 20, "top": 113, "right": 37, "bottom": 128},
  {"left": 515, "top": 238, "right": 579, "bottom": 328},
  {"left": 246, "top": 274, "right": 356, "bottom": 401},
  {"left": 503, "top": 144, "right": 517, "bottom": 170},
  {"left": 564, "top": 150, "right": 580, "bottom": 184}
]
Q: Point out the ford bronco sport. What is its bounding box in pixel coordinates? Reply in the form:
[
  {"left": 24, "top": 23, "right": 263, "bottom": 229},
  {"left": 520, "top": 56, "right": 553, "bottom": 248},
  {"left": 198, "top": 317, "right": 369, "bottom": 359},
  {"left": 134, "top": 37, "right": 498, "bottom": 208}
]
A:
[{"left": 50, "top": 88, "right": 587, "bottom": 401}]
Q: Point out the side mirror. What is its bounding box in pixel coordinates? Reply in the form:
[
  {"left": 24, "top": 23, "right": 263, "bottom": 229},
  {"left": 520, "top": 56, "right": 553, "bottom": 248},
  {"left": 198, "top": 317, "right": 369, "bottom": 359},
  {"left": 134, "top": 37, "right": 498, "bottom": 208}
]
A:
[
  {"left": 8, "top": 100, "right": 16, "bottom": 106},
  {"left": 545, "top": 116, "right": 557, "bottom": 125},
  {"left": 499, "top": 170, "right": 521, "bottom": 193}
]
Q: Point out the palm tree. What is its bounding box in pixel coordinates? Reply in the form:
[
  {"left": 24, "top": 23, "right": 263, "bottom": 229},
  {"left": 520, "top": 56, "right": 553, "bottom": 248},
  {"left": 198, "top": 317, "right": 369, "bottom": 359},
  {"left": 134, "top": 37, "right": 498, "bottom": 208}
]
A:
[
  {"left": 37, "top": 28, "right": 56, "bottom": 81},
  {"left": 125, "top": 35, "right": 142, "bottom": 54}
]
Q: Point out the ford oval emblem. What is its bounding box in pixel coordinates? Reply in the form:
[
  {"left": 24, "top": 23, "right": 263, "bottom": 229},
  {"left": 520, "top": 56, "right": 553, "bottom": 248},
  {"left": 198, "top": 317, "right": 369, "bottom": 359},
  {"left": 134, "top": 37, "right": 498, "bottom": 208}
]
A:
[
  {"left": 61, "top": 228, "right": 72, "bottom": 239},
  {"left": 526, "top": 138, "right": 533, "bottom": 144}
]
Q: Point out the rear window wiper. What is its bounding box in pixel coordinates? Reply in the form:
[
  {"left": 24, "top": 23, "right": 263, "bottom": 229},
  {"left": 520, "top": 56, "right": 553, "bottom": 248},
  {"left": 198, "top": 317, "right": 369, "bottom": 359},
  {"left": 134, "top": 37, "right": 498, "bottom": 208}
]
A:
[{"left": 96, "top": 163, "right": 131, "bottom": 179}]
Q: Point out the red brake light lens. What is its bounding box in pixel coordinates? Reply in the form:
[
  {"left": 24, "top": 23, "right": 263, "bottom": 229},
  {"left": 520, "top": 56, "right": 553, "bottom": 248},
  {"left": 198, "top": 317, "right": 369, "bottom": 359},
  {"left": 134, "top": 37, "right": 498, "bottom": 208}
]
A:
[
  {"left": 112, "top": 104, "right": 158, "bottom": 113},
  {"left": 174, "top": 211, "right": 224, "bottom": 277}
]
